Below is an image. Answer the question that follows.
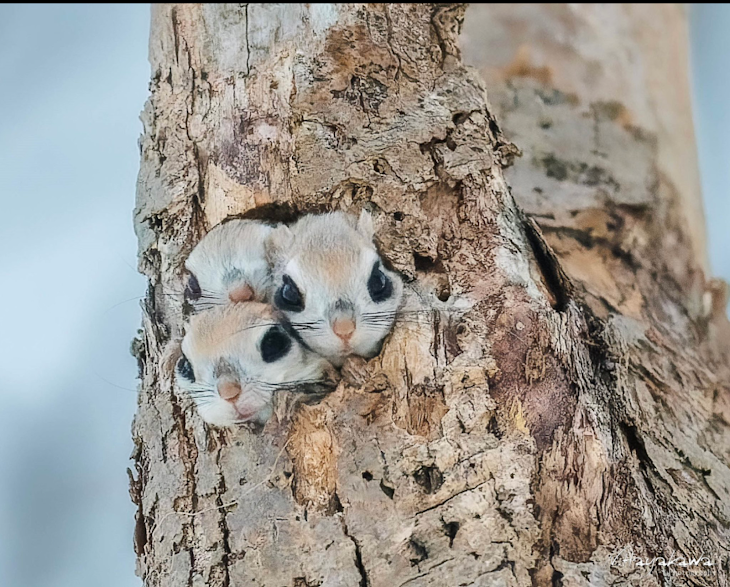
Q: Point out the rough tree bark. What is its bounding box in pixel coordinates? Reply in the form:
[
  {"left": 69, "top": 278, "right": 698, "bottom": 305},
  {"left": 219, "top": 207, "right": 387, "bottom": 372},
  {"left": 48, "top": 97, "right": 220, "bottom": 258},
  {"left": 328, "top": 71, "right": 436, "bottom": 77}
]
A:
[{"left": 131, "top": 4, "right": 730, "bottom": 587}]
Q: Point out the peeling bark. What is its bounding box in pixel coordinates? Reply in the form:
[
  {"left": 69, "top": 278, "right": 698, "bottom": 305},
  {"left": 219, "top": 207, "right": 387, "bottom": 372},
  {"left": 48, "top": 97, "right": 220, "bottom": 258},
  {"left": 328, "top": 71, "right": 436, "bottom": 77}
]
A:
[{"left": 132, "top": 4, "right": 730, "bottom": 587}]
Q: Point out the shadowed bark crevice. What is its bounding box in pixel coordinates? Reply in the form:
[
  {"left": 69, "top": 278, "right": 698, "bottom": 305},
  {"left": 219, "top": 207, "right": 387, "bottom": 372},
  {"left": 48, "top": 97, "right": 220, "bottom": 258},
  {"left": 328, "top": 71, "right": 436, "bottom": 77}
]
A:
[{"left": 521, "top": 213, "right": 573, "bottom": 312}]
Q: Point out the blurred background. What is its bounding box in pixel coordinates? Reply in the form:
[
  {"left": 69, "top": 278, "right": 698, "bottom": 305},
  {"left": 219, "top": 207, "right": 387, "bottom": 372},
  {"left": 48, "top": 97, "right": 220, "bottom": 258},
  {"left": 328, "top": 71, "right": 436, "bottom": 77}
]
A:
[
  {"left": 0, "top": 5, "right": 148, "bottom": 587},
  {"left": 0, "top": 4, "right": 726, "bottom": 587},
  {"left": 692, "top": 5, "right": 730, "bottom": 284}
]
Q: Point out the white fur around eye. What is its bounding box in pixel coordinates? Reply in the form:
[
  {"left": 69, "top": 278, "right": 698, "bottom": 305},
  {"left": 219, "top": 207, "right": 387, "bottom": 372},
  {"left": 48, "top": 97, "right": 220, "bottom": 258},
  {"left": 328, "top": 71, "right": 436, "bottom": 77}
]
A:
[
  {"left": 269, "top": 212, "right": 403, "bottom": 365},
  {"left": 176, "top": 303, "right": 333, "bottom": 427},
  {"left": 184, "top": 220, "right": 274, "bottom": 311}
]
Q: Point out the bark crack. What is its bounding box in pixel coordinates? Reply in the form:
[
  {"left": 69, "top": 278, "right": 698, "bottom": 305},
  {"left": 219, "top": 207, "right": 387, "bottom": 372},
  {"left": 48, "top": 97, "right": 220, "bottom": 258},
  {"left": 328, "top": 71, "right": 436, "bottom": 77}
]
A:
[
  {"left": 171, "top": 6, "right": 180, "bottom": 65},
  {"left": 397, "top": 557, "right": 455, "bottom": 587},
  {"left": 169, "top": 397, "right": 200, "bottom": 587},
  {"left": 339, "top": 513, "right": 369, "bottom": 587},
  {"left": 415, "top": 480, "right": 489, "bottom": 516},
  {"left": 521, "top": 212, "right": 573, "bottom": 312},
  {"left": 382, "top": 6, "right": 409, "bottom": 84},
  {"left": 244, "top": 4, "right": 251, "bottom": 76},
  {"left": 215, "top": 449, "right": 233, "bottom": 587}
]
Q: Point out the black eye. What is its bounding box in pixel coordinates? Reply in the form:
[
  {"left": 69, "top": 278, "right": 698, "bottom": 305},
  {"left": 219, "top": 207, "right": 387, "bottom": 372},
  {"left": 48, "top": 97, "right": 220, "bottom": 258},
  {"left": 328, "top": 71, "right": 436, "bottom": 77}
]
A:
[
  {"left": 176, "top": 354, "right": 195, "bottom": 382},
  {"left": 260, "top": 326, "right": 293, "bottom": 363},
  {"left": 367, "top": 262, "right": 393, "bottom": 302},
  {"left": 274, "top": 275, "right": 304, "bottom": 312},
  {"left": 184, "top": 273, "right": 201, "bottom": 301}
]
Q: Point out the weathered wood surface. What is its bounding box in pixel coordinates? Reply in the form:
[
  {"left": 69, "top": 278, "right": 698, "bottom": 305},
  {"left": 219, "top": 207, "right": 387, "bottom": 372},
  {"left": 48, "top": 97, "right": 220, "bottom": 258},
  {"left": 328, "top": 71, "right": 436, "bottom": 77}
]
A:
[{"left": 131, "top": 4, "right": 730, "bottom": 586}]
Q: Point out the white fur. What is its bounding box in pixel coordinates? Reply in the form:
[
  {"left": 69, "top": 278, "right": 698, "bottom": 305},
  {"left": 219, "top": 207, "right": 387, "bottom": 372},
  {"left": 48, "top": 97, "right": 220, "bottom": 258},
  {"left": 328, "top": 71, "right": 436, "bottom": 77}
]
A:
[
  {"left": 177, "top": 304, "right": 332, "bottom": 427},
  {"left": 185, "top": 219, "right": 274, "bottom": 310},
  {"left": 268, "top": 211, "right": 403, "bottom": 366}
]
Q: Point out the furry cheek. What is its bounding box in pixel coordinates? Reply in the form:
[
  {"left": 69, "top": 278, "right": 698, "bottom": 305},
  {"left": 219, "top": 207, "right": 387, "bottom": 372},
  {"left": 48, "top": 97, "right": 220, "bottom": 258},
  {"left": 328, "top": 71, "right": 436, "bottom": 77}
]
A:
[
  {"left": 351, "top": 328, "right": 386, "bottom": 359},
  {"left": 197, "top": 399, "right": 240, "bottom": 428}
]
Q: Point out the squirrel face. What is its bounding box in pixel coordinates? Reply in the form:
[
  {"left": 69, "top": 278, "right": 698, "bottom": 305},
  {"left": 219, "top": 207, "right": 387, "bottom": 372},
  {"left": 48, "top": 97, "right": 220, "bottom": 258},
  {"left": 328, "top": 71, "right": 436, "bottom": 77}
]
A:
[
  {"left": 267, "top": 211, "right": 403, "bottom": 366},
  {"left": 176, "top": 303, "right": 334, "bottom": 427},
  {"left": 183, "top": 219, "right": 274, "bottom": 312}
]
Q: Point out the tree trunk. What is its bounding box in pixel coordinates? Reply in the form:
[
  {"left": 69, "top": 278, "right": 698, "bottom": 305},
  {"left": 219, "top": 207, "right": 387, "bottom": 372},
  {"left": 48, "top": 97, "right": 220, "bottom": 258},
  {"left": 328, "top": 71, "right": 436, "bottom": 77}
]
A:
[{"left": 131, "top": 4, "right": 730, "bottom": 587}]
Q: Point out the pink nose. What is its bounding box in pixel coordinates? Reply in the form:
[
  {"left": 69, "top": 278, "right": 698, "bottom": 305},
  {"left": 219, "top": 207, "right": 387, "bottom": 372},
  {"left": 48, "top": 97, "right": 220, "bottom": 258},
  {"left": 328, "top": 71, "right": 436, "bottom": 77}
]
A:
[
  {"left": 229, "top": 284, "right": 254, "bottom": 303},
  {"left": 218, "top": 380, "right": 242, "bottom": 401},
  {"left": 332, "top": 318, "right": 356, "bottom": 342}
]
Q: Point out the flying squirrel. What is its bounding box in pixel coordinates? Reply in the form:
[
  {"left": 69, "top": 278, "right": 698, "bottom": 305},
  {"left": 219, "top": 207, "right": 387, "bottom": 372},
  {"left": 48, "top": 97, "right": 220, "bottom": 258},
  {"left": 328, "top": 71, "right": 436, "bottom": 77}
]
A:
[
  {"left": 176, "top": 210, "right": 405, "bottom": 426},
  {"left": 266, "top": 210, "right": 404, "bottom": 367},
  {"left": 176, "top": 302, "right": 335, "bottom": 427},
  {"left": 183, "top": 219, "right": 274, "bottom": 312}
]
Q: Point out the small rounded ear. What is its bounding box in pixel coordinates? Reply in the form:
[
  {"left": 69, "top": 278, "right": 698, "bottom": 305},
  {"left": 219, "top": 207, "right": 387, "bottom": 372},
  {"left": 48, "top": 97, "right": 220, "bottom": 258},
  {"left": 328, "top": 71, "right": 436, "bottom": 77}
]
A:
[
  {"left": 356, "top": 209, "right": 375, "bottom": 241},
  {"left": 265, "top": 224, "right": 294, "bottom": 263}
]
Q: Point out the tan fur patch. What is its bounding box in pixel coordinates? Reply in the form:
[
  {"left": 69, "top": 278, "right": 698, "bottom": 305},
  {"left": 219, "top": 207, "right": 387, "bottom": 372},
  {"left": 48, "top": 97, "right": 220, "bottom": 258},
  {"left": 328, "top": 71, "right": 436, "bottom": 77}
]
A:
[{"left": 187, "top": 303, "right": 272, "bottom": 360}]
